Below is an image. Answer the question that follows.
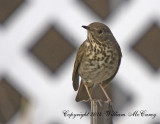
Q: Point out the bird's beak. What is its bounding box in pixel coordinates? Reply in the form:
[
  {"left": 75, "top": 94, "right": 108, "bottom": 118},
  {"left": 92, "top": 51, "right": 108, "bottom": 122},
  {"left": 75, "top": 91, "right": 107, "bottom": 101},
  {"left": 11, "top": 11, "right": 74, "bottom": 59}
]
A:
[{"left": 82, "top": 25, "right": 90, "bottom": 30}]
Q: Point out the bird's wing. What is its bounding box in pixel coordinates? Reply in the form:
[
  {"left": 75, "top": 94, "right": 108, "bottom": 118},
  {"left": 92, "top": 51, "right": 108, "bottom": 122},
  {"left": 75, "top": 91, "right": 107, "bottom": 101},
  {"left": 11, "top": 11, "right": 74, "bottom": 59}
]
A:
[
  {"left": 72, "top": 40, "right": 87, "bottom": 91},
  {"left": 115, "top": 41, "right": 122, "bottom": 58}
]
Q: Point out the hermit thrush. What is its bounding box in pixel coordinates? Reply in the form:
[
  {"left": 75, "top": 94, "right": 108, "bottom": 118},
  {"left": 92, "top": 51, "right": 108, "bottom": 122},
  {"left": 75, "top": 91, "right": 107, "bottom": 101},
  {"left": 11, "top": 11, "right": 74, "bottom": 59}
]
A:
[{"left": 72, "top": 22, "right": 122, "bottom": 103}]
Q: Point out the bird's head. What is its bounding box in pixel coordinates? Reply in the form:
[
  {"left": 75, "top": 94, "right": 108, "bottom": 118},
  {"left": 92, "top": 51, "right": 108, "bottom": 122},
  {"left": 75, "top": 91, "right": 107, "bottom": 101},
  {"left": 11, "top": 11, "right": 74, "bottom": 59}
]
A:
[{"left": 82, "top": 22, "right": 112, "bottom": 43}]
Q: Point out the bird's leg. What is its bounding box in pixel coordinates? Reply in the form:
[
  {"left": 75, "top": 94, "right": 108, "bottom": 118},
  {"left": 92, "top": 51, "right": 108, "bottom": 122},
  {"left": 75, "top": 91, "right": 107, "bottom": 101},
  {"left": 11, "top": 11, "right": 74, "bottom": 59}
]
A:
[
  {"left": 99, "top": 82, "right": 111, "bottom": 103},
  {"left": 84, "top": 84, "right": 92, "bottom": 101}
]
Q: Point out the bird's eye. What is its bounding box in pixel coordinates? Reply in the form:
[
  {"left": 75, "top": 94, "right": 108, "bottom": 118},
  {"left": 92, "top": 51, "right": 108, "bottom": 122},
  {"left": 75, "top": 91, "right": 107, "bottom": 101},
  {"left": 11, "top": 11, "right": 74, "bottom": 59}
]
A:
[{"left": 98, "top": 30, "right": 103, "bottom": 34}]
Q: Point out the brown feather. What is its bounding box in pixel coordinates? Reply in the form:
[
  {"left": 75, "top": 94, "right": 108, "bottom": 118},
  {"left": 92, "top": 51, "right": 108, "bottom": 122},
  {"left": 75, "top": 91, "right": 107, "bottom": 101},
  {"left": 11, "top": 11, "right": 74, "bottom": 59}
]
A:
[
  {"left": 76, "top": 81, "right": 93, "bottom": 102},
  {"left": 72, "top": 41, "right": 87, "bottom": 91}
]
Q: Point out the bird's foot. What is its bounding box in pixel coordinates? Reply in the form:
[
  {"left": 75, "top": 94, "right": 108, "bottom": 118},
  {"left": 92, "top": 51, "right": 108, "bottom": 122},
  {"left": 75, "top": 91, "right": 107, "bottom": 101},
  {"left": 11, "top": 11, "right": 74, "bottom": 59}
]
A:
[
  {"left": 96, "top": 99, "right": 103, "bottom": 107},
  {"left": 106, "top": 98, "right": 111, "bottom": 104}
]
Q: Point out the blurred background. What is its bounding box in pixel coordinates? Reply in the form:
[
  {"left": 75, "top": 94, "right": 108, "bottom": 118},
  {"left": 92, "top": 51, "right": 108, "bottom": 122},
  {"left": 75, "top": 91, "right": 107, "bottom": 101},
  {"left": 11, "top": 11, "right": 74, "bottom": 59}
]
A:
[{"left": 0, "top": 0, "right": 160, "bottom": 124}]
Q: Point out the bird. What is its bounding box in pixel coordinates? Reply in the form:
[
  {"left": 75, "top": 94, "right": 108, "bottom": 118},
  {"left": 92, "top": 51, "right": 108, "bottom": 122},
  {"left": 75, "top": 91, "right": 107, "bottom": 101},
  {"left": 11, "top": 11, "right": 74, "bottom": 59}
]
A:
[{"left": 72, "top": 22, "right": 122, "bottom": 103}]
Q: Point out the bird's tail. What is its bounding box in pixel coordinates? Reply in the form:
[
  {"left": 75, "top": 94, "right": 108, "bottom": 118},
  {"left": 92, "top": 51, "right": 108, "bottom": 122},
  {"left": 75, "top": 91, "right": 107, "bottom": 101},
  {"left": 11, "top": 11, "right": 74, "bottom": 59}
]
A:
[{"left": 76, "top": 81, "right": 93, "bottom": 102}]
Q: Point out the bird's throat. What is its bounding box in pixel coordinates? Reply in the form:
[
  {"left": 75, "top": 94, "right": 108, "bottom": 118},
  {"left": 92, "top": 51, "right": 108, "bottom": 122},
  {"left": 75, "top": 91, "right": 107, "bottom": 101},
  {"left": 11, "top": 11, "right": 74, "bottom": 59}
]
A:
[{"left": 88, "top": 32, "right": 102, "bottom": 46}]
